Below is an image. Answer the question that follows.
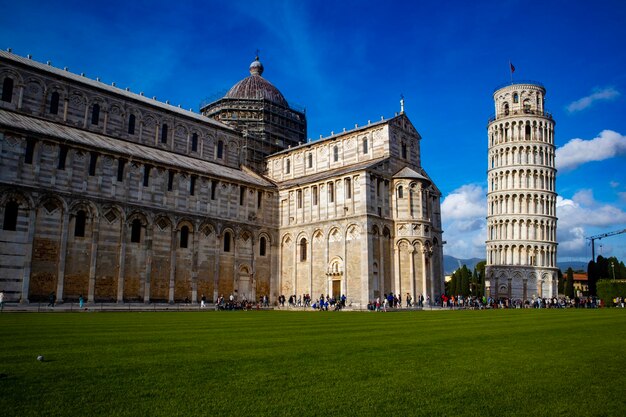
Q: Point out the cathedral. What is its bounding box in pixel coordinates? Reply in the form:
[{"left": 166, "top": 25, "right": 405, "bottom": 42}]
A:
[{"left": 0, "top": 50, "right": 444, "bottom": 306}]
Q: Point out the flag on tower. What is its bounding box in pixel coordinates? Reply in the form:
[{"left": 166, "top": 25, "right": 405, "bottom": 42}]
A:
[{"left": 510, "top": 62, "right": 515, "bottom": 73}]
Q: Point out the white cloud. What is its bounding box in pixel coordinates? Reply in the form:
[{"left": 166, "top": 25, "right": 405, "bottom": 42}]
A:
[
  {"left": 556, "top": 190, "right": 626, "bottom": 257},
  {"left": 610, "top": 181, "right": 620, "bottom": 188},
  {"left": 566, "top": 87, "right": 620, "bottom": 112},
  {"left": 441, "top": 184, "right": 487, "bottom": 259},
  {"left": 556, "top": 130, "right": 626, "bottom": 172},
  {"left": 441, "top": 184, "right": 486, "bottom": 220}
]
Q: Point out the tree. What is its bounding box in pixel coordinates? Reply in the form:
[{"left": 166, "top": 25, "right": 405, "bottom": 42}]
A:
[
  {"left": 460, "top": 265, "right": 470, "bottom": 297},
  {"left": 566, "top": 267, "right": 575, "bottom": 298},
  {"left": 475, "top": 261, "right": 486, "bottom": 298},
  {"left": 596, "top": 256, "right": 609, "bottom": 279},
  {"left": 587, "top": 260, "right": 597, "bottom": 296},
  {"left": 557, "top": 269, "right": 565, "bottom": 295}
]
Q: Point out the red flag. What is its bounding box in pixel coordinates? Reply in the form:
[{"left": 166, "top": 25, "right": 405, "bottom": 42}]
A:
[{"left": 510, "top": 62, "right": 515, "bottom": 73}]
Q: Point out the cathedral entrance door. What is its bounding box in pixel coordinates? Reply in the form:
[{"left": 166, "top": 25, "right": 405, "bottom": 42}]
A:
[{"left": 332, "top": 280, "right": 341, "bottom": 299}]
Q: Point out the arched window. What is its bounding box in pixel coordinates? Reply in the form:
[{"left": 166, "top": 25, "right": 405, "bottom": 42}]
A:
[
  {"left": 503, "top": 102, "right": 509, "bottom": 116},
  {"left": 217, "top": 140, "right": 224, "bottom": 159},
  {"left": 58, "top": 145, "right": 68, "bottom": 170},
  {"left": 191, "top": 133, "right": 198, "bottom": 152},
  {"left": 308, "top": 153, "right": 313, "bottom": 168},
  {"left": 401, "top": 143, "right": 407, "bottom": 159},
  {"left": 3, "top": 201, "right": 18, "bottom": 231},
  {"left": 285, "top": 159, "right": 291, "bottom": 174},
  {"left": 513, "top": 93, "right": 519, "bottom": 103},
  {"left": 143, "top": 165, "right": 151, "bottom": 187},
  {"left": 24, "top": 138, "right": 36, "bottom": 164},
  {"left": 523, "top": 99, "right": 531, "bottom": 112},
  {"left": 91, "top": 104, "right": 100, "bottom": 125},
  {"left": 130, "top": 219, "right": 141, "bottom": 243},
  {"left": 190, "top": 176, "right": 196, "bottom": 196},
  {"left": 180, "top": 226, "right": 189, "bottom": 248},
  {"left": 345, "top": 178, "right": 352, "bottom": 199},
  {"left": 260, "top": 236, "right": 267, "bottom": 256},
  {"left": 128, "top": 114, "right": 136, "bottom": 135},
  {"left": 328, "top": 182, "right": 335, "bottom": 203},
  {"left": 398, "top": 186, "right": 404, "bottom": 199},
  {"left": 117, "top": 158, "right": 126, "bottom": 182},
  {"left": 1, "top": 77, "right": 14, "bottom": 102},
  {"left": 525, "top": 125, "right": 531, "bottom": 140},
  {"left": 333, "top": 145, "right": 339, "bottom": 162},
  {"left": 223, "top": 231, "right": 231, "bottom": 252},
  {"left": 211, "top": 180, "right": 217, "bottom": 200},
  {"left": 161, "top": 123, "right": 168, "bottom": 143},
  {"left": 362, "top": 137, "right": 368, "bottom": 154},
  {"left": 88, "top": 152, "right": 98, "bottom": 176},
  {"left": 297, "top": 189, "right": 302, "bottom": 208},
  {"left": 49, "top": 92, "right": 60, "bottom": 115},
  {"left": 300, "top": 238, "right": 307, "bottom": 261},
  {"left": 74, "top": 210, "right": 86, "bottom": 237}
]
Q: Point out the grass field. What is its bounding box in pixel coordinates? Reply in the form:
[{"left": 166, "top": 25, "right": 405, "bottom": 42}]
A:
[{"left": 1, "top": 309, "right": 625, "bottom": 417}]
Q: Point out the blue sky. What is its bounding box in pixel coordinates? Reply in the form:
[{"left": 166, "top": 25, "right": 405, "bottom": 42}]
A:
[{"left": 2, "top": 0, "right": 625, "bottom": 262}]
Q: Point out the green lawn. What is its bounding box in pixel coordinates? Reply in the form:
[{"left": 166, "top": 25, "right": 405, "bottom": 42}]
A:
[{"left": 1, "top": 309, "right": 625, "bottom": 416}]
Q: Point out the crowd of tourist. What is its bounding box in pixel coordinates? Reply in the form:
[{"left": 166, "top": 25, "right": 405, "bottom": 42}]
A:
[
  {"left": 203, "top": 292, "right": 624, "bottom": 311},
  {"left": 439, "top": 294, "right": 604, "bottom": 309}
]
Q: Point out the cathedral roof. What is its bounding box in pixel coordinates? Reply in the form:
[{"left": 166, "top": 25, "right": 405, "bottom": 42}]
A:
[
  {"left": 0, "top": 50, "right": 232, "bottom": 131},
  {"left": 0, "top": 109, "right": 273, "bottom": 188},
  {"left": 275, "top": 157, "right": 388, "bottom": 189},
  {"left": 393, "top": 166, "right": 431, "bottom": 183},
  {"left": 223, "top": 57, "right": 289, "bottom": 107}
]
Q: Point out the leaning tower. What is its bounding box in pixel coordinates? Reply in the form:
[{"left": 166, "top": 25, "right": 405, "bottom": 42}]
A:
[{"left": 486, "top": 82, "right": 558, "bottom": 300}]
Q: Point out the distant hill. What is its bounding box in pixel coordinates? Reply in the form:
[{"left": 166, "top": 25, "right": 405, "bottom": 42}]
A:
[
  {"left": 557, "top": 261, "right": 588, "bottom": 272},
  {"left": 444, "top": 255, "right": 484, "bottom": 275}
]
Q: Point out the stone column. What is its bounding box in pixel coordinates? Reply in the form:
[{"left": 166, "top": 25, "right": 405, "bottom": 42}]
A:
[
  {"left": 408, "top": 246, "right": 415, "bottom": 303},
  {"left": 421, "top": 247, "right": 428, "bottom": 301},
  {"left": 63, "top": 98, "right": 69, "bottom": 122},
  {"left": 393, "top": 243, "right": 400, "bottom": 296},
  {"left": 103, "top": 110, "right": 109, "bottom": 134},
  {"left": 87, "top": 214, "right": 100, "bottom": 303},
  {"left": 191, "top": 227, "right": 199, "bottom": 303},
  {"left": 17, "top": 84, "right": 24, "bottom": 109},
  {"left": 213, "top": 232, "right": 220, "bottom": 302},
  {"left": 55, "top": 209, "right": 70, "bottom": 303},
  {"left": 378, "top": 230, "right": 384, "bottom": 297},
  {"left": 143, "top": 225, "right": 153, "bottom": 303},
  {"left": 83, "top": 102, "right": 89, "bottom": 128},
  {"left": 308, "top": 236, "right": 313, "bottom": 297},
  {"left": 20, "top": 206, "right": 37, "bottom": 304},
  {"left": 168, "top": 227, "right": 177, "bottom": 303},
  {"left": 116, "top": 221, "right": 127, "bottom": 303}
]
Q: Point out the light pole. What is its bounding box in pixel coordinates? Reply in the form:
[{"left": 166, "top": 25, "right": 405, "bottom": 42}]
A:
[{"left": 611, "top": 262, "right": 615, "bottom": 280}]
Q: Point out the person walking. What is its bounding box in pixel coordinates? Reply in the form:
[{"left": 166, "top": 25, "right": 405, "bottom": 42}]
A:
[
  {"left": 48, "top": 292, "right": 56, "bottom": 308},
  {"left": 0, "top": 290, "right": 4, "bottom": 312},
  {"left": 201, "top": 294, "right": 206, "bottom": 308},
  {"left": 79, "top": 294, "right": 84, "bottom": 309}
]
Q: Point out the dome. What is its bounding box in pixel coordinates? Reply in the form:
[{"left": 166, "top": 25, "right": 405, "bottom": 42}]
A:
[{"left": 224, "top": 56, "right": 288, "bottom": 107}]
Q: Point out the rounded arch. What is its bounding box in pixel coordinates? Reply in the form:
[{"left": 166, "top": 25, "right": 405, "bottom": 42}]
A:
[
  {"left": 175, "top": 217, "right": 195, "bottom": 232},
  {"left": 68, "top": 199, "right": 98, "bottom": 218},
  {"left": 0, "top": 68, "right": 24, "bottom": 85},
  {"left": 126, "top": 210, "right": 150, "bottom": 227},
  {"left": 0, "top": 188, "right": 34, "bottom": 209},
  {"left": 328, "top": 256, "right": 344, "bottom": 275}
]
